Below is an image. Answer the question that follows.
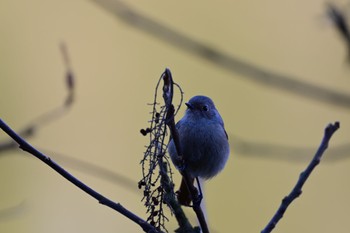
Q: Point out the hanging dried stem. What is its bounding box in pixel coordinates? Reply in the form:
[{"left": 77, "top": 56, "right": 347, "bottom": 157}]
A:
[{"left": 139, "top": 69, "right": 184, "bottom": 232}]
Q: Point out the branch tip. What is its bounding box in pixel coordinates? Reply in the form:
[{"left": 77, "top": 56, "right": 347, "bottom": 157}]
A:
[{"left": 261, "top": 121, "right": 340, "bottom": 233}]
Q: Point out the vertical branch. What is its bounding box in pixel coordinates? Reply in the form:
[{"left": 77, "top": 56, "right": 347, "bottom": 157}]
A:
[
  {"left": 60, "top": 42, "right": 75, "bottom": 107},
  {"left": 162, "top": 68, "right": 210, "bottom": 233},
  {"left": 158, "top": 161, "right": 196, "bottom": 233}
]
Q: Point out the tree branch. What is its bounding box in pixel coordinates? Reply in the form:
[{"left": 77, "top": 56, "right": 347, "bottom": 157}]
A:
[
  {"left": 0, "top": 119, "right": 161, "bottom": 233},
  {"left": 327, "top": 3, "right": 350, "bottom": 58},
  {"left": 261, "top": 121, "right": 340, "bottom": 233},
  {"left": 92, "top": 0, "right": 350, "bottom": 109},
  {"left": 162, "top": 68, "right": 209, "bottom": 233},
  {"left": 0, "top": 42, "right": 74, "bottom": 153}
]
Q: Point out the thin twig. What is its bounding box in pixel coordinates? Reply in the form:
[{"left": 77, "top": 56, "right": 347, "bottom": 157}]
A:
[
  {"left": 327, "top": 3, "right": 350, "bottom": 58},
  {"left": 261, "top": 121, "right": 340, "bottom": 233},
  {"left": 0, "top": 42, "right": 75, "bottom": 153},
  {"left": 0, "top": 119, "right": 161, "bottom": 233},
  {"left": 60, "top": 42, "right": 75, "bottom": 106},
  {"left": 162, "top": 68, "right": 209, "bottom": 233},
  {"left": 229, "top": 134, "right": 350, "bottom": 163},
  {"left": 38, "top": 148, "right": 138, "bottom": 193},
  {"left": 0, "top": 201, "right": 27, "bottom": 221}
]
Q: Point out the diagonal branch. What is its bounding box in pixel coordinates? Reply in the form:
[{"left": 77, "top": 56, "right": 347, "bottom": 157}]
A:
[
  {"left": 0, "top": 119, "right": 161, "bottom": 233},
  {"left": 92, "top": 0, "right": 350, "bottom": 109},
  {"left": 261, "top": 121, "right": 340, "bottom": 233},
  {"left": 327, "top": 3, "right": 350, "bottom": 58}
]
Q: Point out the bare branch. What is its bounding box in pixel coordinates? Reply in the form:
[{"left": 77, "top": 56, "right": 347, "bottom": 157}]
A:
[
  {"left": 92, "top": 0, "right": 350, "bottom": 109},
  {"left": 230, "top": 134, "right": 350, "bottom": 163},
  {"left": 0, "top": 201, "right": 27, "bottom": 222},
  {"left": 327, "top": 3, "right": 350, "bottom": 59},
  {"left": 37, "top": 148, "right": 138, "bottom": 193},
  {"left": 162, "top": 69, "right": 209, "bottom": 233},
  {"left": 261, "top": 121, "right": 340, "bottom": 233},
  {"left": 60, "top": 42, "right": 75, "bottom": 106},
  {"left": 0, "top": 119, "right": 161, "bottom": 233},
  {"left": 0, "top": 43, "right": 75, "bottom": 153}
]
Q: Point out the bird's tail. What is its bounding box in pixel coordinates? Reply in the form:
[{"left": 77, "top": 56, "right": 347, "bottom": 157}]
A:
[{"left": 176, "top": 177, "right": 194, "bottom": 206}]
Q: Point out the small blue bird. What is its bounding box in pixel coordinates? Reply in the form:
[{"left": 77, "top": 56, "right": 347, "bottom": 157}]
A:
[{"left": 168, "top": 95, "right": 230, "bottom": 206}]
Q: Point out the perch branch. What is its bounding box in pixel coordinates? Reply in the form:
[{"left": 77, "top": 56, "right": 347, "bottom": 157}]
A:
[
  {"left": 162, "top": 68, "right": 209, "bottom": 233},
  {"left": 0, "top": 119, "right": 161, "bottom": 233},
  {"left": 261, "top": 121, "right": 340, "bottom": 233}
]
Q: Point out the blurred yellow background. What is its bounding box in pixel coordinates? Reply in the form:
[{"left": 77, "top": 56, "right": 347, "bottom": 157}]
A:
[{"left": 1, "top": 0, "right": 350, "bottom": 232}]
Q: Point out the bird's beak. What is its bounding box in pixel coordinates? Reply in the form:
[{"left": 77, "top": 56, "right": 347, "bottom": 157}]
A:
[{"left": 185, "top": 102, "right": 194, "bottom": 109}]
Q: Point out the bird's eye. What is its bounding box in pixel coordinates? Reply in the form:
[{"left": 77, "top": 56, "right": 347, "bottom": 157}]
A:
[{"left": 202, "top": 105, "right": 209, "bottom": 112}]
